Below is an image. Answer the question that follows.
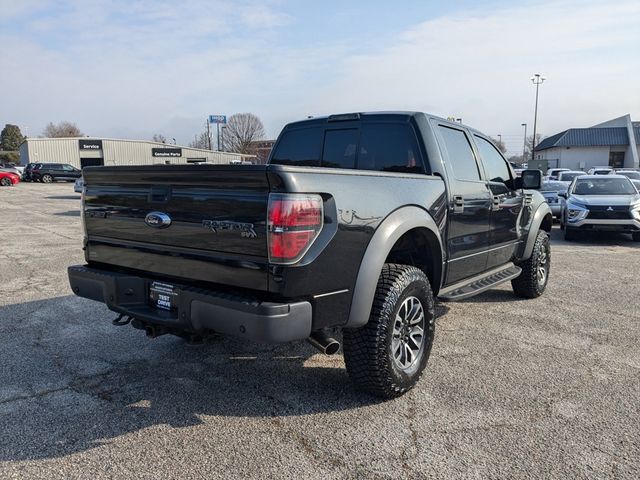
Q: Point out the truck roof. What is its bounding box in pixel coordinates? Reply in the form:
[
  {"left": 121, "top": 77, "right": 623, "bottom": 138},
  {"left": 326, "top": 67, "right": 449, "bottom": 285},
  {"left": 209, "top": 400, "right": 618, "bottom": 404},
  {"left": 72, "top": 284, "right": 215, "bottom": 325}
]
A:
[{"left": 284, "top": 111, "right": 472, "bottom": 131}]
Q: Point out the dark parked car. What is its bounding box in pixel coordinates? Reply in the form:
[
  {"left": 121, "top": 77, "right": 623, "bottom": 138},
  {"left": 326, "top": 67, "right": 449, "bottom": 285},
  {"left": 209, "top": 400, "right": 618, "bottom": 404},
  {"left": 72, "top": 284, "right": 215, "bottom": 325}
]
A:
[
  {"left": 22, "top": 163, "right": 41, "bottom": 181},
  {"left": 68, "top": 112, "right": 552, "bottom": 398},
  {"left": 31, "top": 163, "right": 82, "bottom": 183}
]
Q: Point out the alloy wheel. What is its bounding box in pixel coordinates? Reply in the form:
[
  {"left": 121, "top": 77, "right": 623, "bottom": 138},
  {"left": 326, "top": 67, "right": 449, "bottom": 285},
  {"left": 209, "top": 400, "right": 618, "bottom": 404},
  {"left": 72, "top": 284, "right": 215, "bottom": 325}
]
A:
[
  {"left": 537, "top": 243, "right": 549, "bottom": 285},
  {"left": 391, "top": 296, "right": 425, "bottom": 370}
]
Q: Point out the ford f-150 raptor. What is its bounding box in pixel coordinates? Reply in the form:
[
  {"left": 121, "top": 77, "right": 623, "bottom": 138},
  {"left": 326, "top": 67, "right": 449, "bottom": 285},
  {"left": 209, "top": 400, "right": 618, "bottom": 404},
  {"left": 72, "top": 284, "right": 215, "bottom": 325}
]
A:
[{"left": 68, "top": 112, "right": 552, "bottom": 399}]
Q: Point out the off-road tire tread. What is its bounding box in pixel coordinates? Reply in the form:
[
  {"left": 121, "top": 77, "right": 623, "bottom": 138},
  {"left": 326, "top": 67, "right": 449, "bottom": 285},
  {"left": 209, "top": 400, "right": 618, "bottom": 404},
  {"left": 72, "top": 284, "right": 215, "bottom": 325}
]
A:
[
  {"left": 343, "top": 264, "right": 434, "bottom": 399},
  {"left": 511, "top": 230, "right": 549, "bottom": 298}
]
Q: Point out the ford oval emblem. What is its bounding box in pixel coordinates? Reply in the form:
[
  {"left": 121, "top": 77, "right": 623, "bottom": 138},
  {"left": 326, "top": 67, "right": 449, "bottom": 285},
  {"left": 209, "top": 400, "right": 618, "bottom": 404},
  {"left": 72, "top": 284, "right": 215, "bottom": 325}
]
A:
[{"left": 144, "top": 211, "right": 172, "bottom": 228}]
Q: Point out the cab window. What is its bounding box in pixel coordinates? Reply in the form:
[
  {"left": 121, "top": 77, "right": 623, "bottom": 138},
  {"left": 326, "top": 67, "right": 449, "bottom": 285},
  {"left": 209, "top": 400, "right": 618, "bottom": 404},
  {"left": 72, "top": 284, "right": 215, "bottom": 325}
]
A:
[
  {"left": 474, "top": 136, "right": 512, "bottom": 188},
  {"left": 437, "top": 125, "right": 481, "bottom": 182}
]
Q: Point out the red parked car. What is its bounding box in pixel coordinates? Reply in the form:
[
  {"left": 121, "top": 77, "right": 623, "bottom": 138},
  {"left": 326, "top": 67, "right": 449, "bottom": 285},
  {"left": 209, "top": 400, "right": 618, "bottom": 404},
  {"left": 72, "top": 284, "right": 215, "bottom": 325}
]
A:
[{"left": 0, "top": 171, "right": 20, "bottom": 186}]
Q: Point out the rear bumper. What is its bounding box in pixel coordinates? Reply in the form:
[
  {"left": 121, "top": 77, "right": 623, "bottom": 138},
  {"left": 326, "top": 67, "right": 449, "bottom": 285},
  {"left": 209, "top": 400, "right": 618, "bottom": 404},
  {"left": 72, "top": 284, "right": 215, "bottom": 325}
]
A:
[{"left": 68, "top": 265, "right": 312, "bottom": 343}]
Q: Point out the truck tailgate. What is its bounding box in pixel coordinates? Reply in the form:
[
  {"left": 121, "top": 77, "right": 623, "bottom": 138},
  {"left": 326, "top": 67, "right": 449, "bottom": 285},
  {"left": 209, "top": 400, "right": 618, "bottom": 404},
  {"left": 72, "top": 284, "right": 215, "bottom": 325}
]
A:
[{"left": 82, "top": 165, "right": 270, "bottom": 289}]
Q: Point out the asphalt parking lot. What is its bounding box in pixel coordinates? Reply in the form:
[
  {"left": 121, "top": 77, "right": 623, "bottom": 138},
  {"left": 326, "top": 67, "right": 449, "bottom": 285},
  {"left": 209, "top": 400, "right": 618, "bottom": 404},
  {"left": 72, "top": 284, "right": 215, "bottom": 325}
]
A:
[{"left": 0, "top": 182, "right": 638, "bottom": 479}]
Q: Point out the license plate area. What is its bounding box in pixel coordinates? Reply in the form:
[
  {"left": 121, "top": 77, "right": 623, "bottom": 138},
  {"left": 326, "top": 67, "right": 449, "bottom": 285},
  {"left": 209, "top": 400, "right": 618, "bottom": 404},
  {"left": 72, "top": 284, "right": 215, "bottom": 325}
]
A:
[{"left": 149, "top": 281, "right": 178, "bottom": 312}]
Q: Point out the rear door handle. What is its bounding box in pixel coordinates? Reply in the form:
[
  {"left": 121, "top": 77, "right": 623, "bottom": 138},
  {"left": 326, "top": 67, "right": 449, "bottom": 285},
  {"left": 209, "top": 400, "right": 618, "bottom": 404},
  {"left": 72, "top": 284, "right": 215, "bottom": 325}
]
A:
[{"left": 453, "top": 195, "right": 464, "bottom": 213}]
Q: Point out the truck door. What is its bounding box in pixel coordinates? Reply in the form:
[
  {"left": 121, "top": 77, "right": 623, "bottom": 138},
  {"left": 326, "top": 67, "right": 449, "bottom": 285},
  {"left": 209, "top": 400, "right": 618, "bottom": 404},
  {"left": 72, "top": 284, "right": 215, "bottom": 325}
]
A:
[
  {"left": 473, "top": 135, "right": 524, "bottom": 269},
  {"left": 435, "top": 124, "right": 492, "bottom": 284}
]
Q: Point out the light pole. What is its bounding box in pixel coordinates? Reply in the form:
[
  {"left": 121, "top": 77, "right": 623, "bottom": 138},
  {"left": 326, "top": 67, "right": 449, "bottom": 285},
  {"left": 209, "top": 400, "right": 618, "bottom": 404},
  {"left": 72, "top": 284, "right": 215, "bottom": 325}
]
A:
[
  {"left": 530, "top": 73, "right": 546, "bottom": 162},
  {"left": 220, "top": 125, "right": 227, "bottom": 152},
  {"left": 521, "top": 123, "right": 527, "bottom": 162}
]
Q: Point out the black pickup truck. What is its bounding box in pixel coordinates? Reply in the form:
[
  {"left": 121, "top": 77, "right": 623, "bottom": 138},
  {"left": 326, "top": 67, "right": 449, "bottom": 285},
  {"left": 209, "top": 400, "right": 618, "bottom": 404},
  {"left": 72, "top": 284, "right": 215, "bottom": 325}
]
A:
[{"left": 68, "top": 112, "right": 552, "bottom": 398}]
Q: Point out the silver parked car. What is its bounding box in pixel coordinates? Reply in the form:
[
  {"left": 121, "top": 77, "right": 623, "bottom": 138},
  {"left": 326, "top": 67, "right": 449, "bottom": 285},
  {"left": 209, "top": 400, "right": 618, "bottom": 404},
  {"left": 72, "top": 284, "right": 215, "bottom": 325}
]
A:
[
  {"left": 74, "top": 177, "right": 84, "bottom": 193},
  {"left": 557, "top": 170, "right": 585, "bottom": 184},
  {"left": 546, "top": 167, "right": 570, "bottom": 181},
  {"left": 560, "top": 175, "right": 640, "bottom": 241},
  {"left": 540, "top": 181, "right": 567, "bottom": 218},
  {"left": 612, "top": 169, "right": 640, "bottom": 181}
]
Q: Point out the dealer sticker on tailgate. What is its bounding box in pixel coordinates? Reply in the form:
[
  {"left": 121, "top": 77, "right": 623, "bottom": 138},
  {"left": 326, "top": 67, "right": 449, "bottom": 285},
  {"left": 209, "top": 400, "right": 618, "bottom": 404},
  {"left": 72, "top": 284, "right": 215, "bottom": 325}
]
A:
[{"left": 149, "top": 281, "right": 178, "bottom": 311}]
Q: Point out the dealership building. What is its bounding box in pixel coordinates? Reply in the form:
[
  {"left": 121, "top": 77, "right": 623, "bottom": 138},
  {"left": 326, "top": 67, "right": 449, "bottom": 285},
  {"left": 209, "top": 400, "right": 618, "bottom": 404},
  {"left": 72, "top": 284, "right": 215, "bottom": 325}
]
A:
[
  {"left": 19, "top": 137, "right": 251, "bottom": 169},
  {"left": 534, "top": 115, "right": 639, "bottom": 171}
]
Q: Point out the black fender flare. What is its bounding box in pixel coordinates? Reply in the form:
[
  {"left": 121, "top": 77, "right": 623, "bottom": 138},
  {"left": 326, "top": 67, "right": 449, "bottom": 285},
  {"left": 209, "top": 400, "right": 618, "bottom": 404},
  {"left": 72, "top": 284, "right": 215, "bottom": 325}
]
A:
[
  {"left": 345, "top": 206, "right": 443, "bottom": 328},
  {"left": 521, "top": 203, "right": 553, "bottom": 260}
]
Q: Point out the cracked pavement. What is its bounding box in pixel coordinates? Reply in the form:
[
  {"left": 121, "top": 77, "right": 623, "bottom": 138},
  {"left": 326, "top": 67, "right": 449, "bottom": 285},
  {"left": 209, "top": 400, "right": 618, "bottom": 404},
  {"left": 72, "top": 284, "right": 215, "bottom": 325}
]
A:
[{"left": 0, "top": 183, "right": 639, "bottom": 479}]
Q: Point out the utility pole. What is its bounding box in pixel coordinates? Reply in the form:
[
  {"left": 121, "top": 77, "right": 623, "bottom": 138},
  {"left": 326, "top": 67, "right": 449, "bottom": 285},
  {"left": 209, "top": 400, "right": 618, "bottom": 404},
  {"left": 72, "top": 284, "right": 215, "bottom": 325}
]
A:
[
  {"left": 206, "top": 119, "right": 211, "bottom": 150},
  {"left": 530, "top": 73, "right": 546, "bottom": 162},
  {"left": 521, "top": 123, "right": 527, "bottom": 162}
]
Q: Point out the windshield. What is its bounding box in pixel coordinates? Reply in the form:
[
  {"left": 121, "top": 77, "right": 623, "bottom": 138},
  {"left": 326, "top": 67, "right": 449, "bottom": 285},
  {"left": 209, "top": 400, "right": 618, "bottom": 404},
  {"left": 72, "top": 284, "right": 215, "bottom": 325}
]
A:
[
  {"left": 616, "top": 171, "right": 640, "bottom": 180},
  {"left": 541, "top": 181, "right": 567, "bottom": 192},
  {"left": 558, "top": 172, "right": 583, "bottom": 182},
  {"left": 573, "top": 177, "right": 637, "bottom": 195}
]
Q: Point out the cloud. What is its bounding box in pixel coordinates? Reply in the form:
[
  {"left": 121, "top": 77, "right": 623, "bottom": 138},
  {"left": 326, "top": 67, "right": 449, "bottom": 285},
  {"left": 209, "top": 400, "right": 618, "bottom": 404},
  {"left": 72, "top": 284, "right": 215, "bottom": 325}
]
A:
[
  {"left": 301, "top": 1, "right": 640, "bottom": 152},
  {"left": 1, "top": 0, "right": 639, "bottom": 152}
]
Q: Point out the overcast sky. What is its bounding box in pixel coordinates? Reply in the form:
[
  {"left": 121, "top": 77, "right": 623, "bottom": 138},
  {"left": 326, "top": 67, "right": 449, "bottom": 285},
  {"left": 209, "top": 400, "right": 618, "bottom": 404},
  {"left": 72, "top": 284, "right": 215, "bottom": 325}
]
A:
[{"left": 2, "top": 0, "right": 639, "bottom": 155}]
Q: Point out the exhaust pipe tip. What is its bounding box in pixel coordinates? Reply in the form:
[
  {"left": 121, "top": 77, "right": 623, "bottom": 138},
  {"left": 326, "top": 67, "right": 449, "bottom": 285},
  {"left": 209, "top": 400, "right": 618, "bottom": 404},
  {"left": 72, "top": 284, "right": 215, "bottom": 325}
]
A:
[{"left": 307, "top": 331, "right": 340, "bottom": 355}]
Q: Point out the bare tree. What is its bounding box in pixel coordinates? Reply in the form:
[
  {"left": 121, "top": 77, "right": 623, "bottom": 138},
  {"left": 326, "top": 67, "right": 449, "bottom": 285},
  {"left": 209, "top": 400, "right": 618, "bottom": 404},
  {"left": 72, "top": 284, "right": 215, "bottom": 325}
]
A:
[
  {"left": 152, "top": 134, "right": 167, "bottom": 143},
  {"left": 526, "top": 133, "right": 544, "bottom": 159},
  {"left": 43, "top": 121, "right": 83, "bottom": 137},
  {"left": 224, "top": 113, "right": 265, "bottom": 154},
  {"left": 189, "top": 131, "right": 210, "bottom": 150},
  {"left": 489, "top": 137, "right": 507, "bottom": 154}
]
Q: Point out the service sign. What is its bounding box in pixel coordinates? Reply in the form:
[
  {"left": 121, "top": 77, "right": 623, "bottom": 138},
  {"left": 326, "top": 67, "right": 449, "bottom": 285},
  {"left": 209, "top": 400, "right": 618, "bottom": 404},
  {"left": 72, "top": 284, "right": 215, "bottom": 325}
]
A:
[
  {"left": 208, "top": 115, "right": 227, "bottom": 124},
  {"left": 152, "top": 147, "right": 182, "bottom": 158},
  {"left": 79, "top": 139, "right": 103, "bottom": 150}
]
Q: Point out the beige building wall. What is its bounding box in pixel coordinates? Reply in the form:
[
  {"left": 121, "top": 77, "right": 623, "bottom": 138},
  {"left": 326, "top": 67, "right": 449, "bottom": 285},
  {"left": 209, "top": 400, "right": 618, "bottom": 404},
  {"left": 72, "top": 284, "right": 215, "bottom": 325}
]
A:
[{"left": 20, "top": 137, "right": 251, "bottom": 168}]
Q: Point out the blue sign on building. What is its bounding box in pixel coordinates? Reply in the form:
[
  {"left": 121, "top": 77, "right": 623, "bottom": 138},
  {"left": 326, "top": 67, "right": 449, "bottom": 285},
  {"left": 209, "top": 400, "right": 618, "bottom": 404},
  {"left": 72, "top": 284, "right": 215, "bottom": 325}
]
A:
[{"left": 208, "top": 115, "right": 227, "bottom": 124}]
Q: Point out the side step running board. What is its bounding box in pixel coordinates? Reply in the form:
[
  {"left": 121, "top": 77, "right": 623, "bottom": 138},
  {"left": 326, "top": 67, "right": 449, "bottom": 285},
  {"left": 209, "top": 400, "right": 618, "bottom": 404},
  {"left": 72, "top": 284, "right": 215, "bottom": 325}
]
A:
[{"left": 438, "top": 263, "right": 522, "bottom": 301}]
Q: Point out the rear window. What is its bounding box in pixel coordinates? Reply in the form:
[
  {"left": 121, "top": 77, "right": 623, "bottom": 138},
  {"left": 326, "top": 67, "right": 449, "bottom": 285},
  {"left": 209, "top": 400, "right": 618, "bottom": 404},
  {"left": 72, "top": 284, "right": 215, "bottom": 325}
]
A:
[
  {"left": 358, "top": 124, "right": 423, "bottom": 173},
  {"left": 271, "top": 122, "right": 425, "bottom": 173},
  {"left": 322, "top": 129, "right": 358, "bottom": 169},
  {"left": 542, "top": 181, "right": 567, "bottom": 192},
  {"left": 270, "top": 127, "right": 322, "bottom": 166}
]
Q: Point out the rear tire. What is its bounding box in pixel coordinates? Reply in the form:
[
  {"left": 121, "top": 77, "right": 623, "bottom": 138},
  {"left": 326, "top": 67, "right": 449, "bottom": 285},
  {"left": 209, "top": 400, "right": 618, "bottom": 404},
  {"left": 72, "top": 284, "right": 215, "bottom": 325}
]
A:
[
  {"left": 512, "top": 230, "right": 550, "bottom": 298},
  {"left": 41, "top": 174, "right": 53, "bottom": 183},
  {"left": 343, "top": 264, "right": 435, "bottom": 399}
]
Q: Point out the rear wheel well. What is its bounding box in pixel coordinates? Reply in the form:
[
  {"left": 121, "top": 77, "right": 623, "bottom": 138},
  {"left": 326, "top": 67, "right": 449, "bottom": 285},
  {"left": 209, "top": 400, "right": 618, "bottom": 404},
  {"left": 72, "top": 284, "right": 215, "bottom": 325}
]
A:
[{"left": 384, "top": 228, "right": 442, "bottom": 295}]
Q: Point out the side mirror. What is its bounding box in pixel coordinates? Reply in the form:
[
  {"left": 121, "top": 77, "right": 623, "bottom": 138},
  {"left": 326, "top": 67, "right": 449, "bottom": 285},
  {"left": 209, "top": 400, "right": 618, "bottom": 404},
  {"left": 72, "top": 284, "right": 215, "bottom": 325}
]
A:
[
  {"left": 558, "top": 192, "right": 567, "bottom": 199},
  {"left": 516, "top": 169, "right": 542, "bottom": 189}
]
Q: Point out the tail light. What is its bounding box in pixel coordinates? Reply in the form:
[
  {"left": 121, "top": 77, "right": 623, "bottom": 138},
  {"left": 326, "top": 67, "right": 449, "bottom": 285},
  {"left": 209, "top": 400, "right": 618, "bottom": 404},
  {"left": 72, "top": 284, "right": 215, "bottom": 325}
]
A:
[{"left": 267, "top": 193, "right": 323, "bottom": 264}]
